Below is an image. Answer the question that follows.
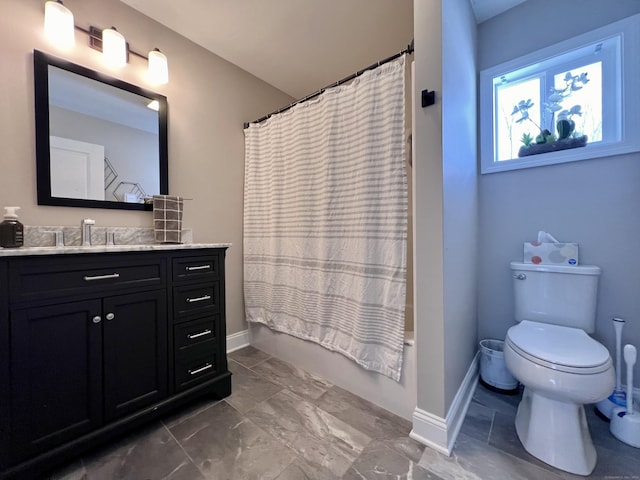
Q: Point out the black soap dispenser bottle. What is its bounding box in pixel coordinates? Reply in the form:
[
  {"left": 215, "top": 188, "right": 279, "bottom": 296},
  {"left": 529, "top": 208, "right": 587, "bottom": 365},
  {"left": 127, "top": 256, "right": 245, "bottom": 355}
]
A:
[{"left": 0, "top": 206, "right": 24, "bottom": 248}]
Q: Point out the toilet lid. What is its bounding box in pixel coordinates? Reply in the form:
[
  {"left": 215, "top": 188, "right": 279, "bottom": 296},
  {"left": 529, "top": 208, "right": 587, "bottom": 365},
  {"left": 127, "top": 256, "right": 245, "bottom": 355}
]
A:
[{"left": 507, "top": 320, "right": 610, "bottom": 368}]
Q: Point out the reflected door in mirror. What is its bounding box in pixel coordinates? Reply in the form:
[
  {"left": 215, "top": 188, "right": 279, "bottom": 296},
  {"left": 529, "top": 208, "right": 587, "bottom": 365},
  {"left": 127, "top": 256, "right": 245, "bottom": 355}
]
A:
[{"left": 50, "top": 136, "right": 105, "bottom": 200}]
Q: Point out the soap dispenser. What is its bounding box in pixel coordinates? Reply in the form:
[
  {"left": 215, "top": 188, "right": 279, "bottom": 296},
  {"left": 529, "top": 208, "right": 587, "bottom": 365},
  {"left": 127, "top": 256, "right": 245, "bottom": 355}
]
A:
[{"left": 0, "top": 206, "right": 24, "bottom": 248}]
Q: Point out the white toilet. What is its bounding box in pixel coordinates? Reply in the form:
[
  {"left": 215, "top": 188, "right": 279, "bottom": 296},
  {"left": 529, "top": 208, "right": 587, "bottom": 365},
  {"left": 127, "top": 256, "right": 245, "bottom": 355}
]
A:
[{"left": 504, "top": 262, "right": 614, "bottom": 476}]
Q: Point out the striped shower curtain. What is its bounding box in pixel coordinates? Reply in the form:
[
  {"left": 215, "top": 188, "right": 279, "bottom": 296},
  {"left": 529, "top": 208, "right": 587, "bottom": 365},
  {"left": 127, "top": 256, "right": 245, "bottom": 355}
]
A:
[{"left": 243, "top": 56, "right": 407, "bottom": 381}]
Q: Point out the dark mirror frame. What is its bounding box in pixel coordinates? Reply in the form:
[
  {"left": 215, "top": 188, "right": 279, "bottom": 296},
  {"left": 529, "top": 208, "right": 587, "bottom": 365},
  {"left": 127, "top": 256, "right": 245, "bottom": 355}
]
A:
[{"left": 33, "top": 49, "right": 168, "bottom": 211}]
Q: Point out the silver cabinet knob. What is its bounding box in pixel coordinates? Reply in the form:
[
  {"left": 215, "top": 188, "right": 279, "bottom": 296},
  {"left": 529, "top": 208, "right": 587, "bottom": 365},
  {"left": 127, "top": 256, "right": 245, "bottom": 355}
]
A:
[
  {"left": 92, "top": 315, "right": 102, "bottom": 324},
  {"left": 106, "top": 312, "right": 115, "bottom": 321}
]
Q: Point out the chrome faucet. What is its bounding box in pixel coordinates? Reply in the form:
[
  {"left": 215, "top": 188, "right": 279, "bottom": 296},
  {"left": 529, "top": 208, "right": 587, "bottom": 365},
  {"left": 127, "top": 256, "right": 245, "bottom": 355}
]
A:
[{"left": 81, "top": 219, "right": 95, "bottom": 246}]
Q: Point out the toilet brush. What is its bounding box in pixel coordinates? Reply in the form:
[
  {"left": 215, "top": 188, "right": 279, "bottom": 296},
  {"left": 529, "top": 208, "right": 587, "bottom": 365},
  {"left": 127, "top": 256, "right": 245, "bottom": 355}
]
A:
[
  {"left": 610, "top": 344, "right": 640, "bottom": 448},
  {"left": 596, "top": 317, "right": 629, "bottom": 419}
]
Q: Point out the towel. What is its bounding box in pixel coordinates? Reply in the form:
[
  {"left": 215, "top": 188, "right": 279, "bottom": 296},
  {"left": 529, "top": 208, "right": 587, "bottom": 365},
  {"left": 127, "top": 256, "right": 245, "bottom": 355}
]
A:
[{"left": 152, "top": 195, "right": 183, "bottom": 243}]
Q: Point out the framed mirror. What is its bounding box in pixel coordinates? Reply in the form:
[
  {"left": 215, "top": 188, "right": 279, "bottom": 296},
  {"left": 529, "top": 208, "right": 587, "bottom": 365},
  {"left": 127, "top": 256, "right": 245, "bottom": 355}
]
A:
[{"left": 34, "top": 49, "right": 168, "bottom": 210}]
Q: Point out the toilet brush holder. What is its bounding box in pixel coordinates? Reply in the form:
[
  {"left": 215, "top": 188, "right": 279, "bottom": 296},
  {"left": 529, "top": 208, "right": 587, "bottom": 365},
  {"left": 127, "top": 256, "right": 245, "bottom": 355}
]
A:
[
  {"left": 597, "top": 317, "right": 630, "bottom": 420},
  {"left": 610, "top": 345, "right": 640, "bottom": 448},
  {"left": 611, "top": 407, "right": 640, "bottom": 448},
  {"left": 596, "top": 388, "right": 636, "bottom": 421}
]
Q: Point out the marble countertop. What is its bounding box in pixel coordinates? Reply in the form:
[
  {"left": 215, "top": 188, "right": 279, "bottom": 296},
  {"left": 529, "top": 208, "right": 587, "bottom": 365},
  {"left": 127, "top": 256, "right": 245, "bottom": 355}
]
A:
[{"left": 0, "top": 243, "right": 232, "bottom": 257}]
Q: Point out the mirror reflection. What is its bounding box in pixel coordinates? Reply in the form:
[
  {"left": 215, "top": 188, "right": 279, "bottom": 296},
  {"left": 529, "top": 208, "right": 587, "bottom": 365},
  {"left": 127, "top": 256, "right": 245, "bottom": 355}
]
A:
[{"left": 34, "top": 50, "right": 168, "bottom": 211}]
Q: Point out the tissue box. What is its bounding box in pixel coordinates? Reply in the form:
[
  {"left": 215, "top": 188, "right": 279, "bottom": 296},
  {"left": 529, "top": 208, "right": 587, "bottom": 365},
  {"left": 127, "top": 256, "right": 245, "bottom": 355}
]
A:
[{"left": 523, "top": 242, "right": 579, "bottom": 266}]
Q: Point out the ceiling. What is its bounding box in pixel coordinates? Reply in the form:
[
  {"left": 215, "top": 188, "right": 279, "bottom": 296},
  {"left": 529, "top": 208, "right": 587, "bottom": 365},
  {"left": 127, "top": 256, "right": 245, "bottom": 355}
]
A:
[
  {"left": 471, "top": 0, "right": 527, "bottom": 23},
  {"left": 120, "top": 0, "right": 526, "bottom": 99}
]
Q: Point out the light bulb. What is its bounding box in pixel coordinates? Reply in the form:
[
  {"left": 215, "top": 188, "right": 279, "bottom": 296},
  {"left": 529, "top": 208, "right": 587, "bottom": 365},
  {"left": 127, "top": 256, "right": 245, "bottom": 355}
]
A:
[
  {"left": 44, "top": 0, "right": 75, "bottom": 49},
  {"left": 102, "top": 27, "right": 126, "bottom": 68},
  {"left": 148, "top": 48, "right": 169, "bottom": 85}
]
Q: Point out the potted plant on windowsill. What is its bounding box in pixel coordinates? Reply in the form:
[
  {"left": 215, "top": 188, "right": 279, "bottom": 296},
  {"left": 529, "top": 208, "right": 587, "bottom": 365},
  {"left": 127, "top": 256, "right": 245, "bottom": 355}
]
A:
[{"left": 512, "top": 70, "right": 589, "bottom": 157}]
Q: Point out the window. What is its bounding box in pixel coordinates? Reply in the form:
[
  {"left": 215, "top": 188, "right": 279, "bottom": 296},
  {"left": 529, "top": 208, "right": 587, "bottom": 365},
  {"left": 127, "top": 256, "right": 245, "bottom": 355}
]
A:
[{"left": 480, "top": 14, "right": 640, "bottom": 174}]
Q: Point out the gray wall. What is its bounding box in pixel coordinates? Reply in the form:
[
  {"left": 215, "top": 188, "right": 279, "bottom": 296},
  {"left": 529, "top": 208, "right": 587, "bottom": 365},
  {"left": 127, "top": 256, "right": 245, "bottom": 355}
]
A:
[
  {"left": 413, "top": 0, "right": 478, "bottom": 419},
  {"left": 478, "top": 0, "right": 640, "bottom": 387},
  {"left": 442, "top": 0, "right": 478, "bottom": 411},
  {"left": 414, "top": 0, "right": 445, "bottom": 417}
]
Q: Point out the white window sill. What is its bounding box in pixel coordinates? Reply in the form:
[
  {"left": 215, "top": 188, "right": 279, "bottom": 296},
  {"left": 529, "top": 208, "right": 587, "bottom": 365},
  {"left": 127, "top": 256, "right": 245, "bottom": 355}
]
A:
[{"left": 481, "top": 141, "right": 640, "bottom": 174}]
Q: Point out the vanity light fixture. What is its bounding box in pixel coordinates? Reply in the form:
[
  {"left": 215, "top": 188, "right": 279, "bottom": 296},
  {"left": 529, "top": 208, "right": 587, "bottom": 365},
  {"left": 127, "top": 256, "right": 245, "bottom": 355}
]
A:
[
  {"left": 44, "top": 0, "right": 74, "bottom": 49},
  {"left": 102, "top": 27, "right": 127, "bottom": 68},
  {"left": 148, "top": 49, "right": 169, "bottom": 85},
  {"left": 41, "top": 2, "right": 169, "bottom": 84}
]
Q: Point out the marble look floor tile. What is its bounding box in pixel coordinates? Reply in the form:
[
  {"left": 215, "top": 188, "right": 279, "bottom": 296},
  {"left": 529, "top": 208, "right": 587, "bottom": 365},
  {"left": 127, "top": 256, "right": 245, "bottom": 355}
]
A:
[
  {"left": 274, "top": 457, "right": 337, "bottom": 480},
  {"left": 41, "top": 356, "right": 639, "bottom": 480},
  {"left": 585, "top": 405, "right": 640, "bottom": 459},
  {"left": 250, "top": 356, "right": 333, "bottom": 401},
  {"left": 227, "top": 360, "right": 283, "bottom": 413},
  {"left": 343, "top": 440, "right": 443, "bottom": 480},
  {"left": 472, "top": 383, "right": 522, "bottom": 417},
  {"left": 160, "top": 461, "right": 207, "bottom": 480},
  {"left": 385, "top": 435, "right": 427, "bottom": 463},
  {"left": 459, "top": 401, "right": 495, "bottom": 443},
  {"left": 161, "top": 396, "right": 222, "bottom": 429},
  {"left": 488, "top": 406, "right": 640, "bottom": 480},
  {"left": 81, "top": 422, "right": 196, "bottom": 480},
  {"left": 169, "top": 400, "right": 295, "bottom": 480},
  {"left": 419, "top": 433, "right": 565, "bottom": 480},
  {"left": 246, "top": 389, "right": 371, "bottom": 477},
  {"left": 313, "top": 386, "right": 412, "bottom": 440},
  {"left": 228, "top": 345, "right": 272, "bottom": 368},
  {"left": 587, "top": 441, "right": 640, "bottom": 480},
  {"left": 487, "top": 410, "right": 562, "bottom": 475}
]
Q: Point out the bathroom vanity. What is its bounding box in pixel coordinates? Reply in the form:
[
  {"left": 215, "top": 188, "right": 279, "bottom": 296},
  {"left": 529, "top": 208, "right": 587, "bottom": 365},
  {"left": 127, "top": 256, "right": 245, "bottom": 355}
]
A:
[{"left": 0, "top": 244, "right": 231, "bottom": 479}]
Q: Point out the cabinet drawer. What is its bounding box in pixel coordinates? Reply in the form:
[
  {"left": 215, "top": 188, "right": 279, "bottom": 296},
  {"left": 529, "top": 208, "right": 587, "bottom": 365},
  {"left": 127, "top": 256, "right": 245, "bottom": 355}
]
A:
[
  {"left": 174, "top": 316, "right": 218, "bottom": 350},
  {"left": 9, "top": 256, "right": 164, "bottom": 302},
  {"left": 172, "top": 255, "right": 219, "bottom": 283},
  {"left": 173, "top": 282, "right": 219, "bottom": 319},
  {"left": 175, "top": 341, "right": 218, "bottom": 391}
]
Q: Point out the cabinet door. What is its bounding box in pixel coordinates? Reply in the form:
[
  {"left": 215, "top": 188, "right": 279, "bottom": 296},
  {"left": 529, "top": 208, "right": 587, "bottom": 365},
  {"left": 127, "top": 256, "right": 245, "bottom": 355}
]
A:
[
  {"left": 10, "top": 300, "right": 103, "bottom": 462},
  {"left": 103, "top": 290, "right": 168, "bottom": 420}
]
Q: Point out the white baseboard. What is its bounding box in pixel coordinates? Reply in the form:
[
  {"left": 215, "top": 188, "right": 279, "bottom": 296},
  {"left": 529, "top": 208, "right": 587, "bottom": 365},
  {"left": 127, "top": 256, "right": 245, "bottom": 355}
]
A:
[
  {"left": 410, "top": 351, "right": 480, "bottom": 456},
  {"left": 410, "top": 408, "right": 451, "bottom": 456},
  {"left": 226, "top": 329, "right": 250, "bottom": 353}
]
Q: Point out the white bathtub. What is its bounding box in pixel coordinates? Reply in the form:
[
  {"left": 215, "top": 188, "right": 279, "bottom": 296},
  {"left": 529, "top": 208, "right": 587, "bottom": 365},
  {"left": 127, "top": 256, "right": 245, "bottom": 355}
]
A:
[{"left": 248, "top": 323, "right": 417, "bottom": 420}]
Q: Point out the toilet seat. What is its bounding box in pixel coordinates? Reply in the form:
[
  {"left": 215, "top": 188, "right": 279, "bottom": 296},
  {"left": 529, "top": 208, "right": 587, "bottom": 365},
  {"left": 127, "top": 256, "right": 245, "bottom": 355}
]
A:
[{"left": 506, "top": 320, "right": 611, "bottom": 374}]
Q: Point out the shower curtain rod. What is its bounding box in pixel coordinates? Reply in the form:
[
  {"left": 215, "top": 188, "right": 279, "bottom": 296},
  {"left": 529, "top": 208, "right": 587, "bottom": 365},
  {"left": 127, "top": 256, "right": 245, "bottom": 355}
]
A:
[{"left": 243, "top": 40, "right": 414, "bottom": 128}]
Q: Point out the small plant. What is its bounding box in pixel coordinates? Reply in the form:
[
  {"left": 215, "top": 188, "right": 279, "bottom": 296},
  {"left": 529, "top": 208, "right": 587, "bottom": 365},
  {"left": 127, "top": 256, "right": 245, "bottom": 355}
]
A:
[
  {"left": 535, "top": 129, "right": 552, "bottom": 144},
  {"left": 520, "top": 132, "right": 534, "bottom": 147}
]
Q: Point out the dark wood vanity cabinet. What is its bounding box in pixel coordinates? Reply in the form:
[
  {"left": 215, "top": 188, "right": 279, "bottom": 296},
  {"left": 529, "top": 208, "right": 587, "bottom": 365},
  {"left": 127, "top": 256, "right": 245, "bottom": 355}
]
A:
[
  {"left": 171, "top": 253, "right": 224, "bottom": 392},
  {"left": 0, "top": 247, "right": 231, "bottom": 480},
  {"left": 10, "top": 299, "right": 104, "bottom": 461}
]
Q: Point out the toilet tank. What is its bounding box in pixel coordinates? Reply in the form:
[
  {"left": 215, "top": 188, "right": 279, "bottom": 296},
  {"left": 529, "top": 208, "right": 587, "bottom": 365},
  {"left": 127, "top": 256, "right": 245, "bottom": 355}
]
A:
[{"left": 511, "top": 261, "right": 601, "bottom": 333}]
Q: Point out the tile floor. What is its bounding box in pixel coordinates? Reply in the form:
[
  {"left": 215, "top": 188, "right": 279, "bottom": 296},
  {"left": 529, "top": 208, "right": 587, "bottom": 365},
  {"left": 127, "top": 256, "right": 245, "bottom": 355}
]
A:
[{"left": 47, "top": 346, "right": 640, "bottom": 480}]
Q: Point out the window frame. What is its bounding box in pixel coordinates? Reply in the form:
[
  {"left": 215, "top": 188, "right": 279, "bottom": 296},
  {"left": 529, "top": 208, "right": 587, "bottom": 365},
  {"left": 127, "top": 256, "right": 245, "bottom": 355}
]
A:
[{"left": 480, "top": 14, "right": 640, "bottom": 174}]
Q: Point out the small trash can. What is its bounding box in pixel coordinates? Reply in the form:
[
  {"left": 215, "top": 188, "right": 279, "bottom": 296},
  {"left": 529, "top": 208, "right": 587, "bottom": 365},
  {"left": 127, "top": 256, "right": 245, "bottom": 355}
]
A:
[{"left": 479, "top": 339, "right": 519, "bottom": 393}]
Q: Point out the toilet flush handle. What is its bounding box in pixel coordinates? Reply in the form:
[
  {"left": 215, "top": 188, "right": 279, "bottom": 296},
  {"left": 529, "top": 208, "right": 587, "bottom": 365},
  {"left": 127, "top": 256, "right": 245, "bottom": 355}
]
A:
[{"left": 512, "top": 273, "right": 527, "bottom": 280}]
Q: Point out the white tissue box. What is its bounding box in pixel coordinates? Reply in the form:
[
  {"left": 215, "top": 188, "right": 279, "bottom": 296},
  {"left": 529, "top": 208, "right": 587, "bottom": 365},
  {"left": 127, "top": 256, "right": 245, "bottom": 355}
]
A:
[{"left": 523, "top": 242, "right": 579, "bottom": 266}]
